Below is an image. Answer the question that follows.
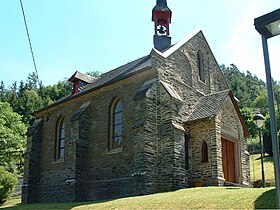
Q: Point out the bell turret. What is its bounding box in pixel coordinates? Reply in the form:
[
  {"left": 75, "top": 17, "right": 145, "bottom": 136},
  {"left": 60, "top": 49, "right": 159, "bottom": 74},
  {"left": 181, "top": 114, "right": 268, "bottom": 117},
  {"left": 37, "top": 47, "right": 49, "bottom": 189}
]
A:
[{"left": 152, "top": 0, "right": 172, "bottom": 51}]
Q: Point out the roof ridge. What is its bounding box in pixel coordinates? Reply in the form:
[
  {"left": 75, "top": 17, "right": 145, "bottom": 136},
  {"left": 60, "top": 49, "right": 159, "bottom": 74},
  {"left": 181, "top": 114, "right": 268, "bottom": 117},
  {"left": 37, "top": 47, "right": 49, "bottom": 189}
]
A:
[
  {"left": 203, "top": 89, "right": 230, "bottom": 97},
  {"left": 153, "top": 28, "right": 202, "bottom": 58},
  {"left": 111, "top": 55, "right": 151, "bottom": 81},
  {"left": 100, "top": 55, "right": 150, "bottom": 78}
]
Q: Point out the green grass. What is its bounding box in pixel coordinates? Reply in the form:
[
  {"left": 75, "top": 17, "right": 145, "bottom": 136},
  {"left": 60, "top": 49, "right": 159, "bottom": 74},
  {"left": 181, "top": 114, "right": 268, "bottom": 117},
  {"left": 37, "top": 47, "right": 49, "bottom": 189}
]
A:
[
  {"left": 0, "top": 187, "right": 277, "bottom": 209},
  {"left": 0, "top": 153, "right": 277, "bottom": 209},
  {"left": 250, "top": 154, "right": 275, "bottom": 184}
]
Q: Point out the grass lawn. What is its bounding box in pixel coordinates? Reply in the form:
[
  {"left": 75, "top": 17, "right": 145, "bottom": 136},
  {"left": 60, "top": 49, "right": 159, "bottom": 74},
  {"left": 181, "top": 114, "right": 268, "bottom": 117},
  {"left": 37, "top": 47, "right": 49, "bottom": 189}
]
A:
[
  {"left": 250, "top": 153, "right": 275, "bottom": 184},
  {"left": 0, "top": 153, "right": 277, "bottom": 209},
  {"left": 0, "top": 187, "right": 276, "bottom": 209}
]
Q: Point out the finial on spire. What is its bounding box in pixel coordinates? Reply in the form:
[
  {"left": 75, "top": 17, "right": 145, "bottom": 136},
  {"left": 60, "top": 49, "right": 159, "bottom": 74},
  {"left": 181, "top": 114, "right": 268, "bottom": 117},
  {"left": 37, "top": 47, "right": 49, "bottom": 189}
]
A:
[
  {"left": 153, "top": 0, "right": 170, "bottom": 12},
  {"left": 152, "top": 0, "right": 172, "bottom": 51}
]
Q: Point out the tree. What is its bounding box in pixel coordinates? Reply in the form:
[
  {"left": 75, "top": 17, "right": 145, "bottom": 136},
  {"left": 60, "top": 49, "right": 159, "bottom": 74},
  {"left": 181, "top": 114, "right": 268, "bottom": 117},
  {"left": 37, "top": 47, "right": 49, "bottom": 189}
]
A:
[
  {"left": 240, "top": 107, "right": 257, "bottom": 138},
  {"left": 15, "top": 90, "right": 44, "bottom": 125},
  {"left": 0, "top": 102, "right": 27, "bottom": 173},
  {"left": 86, "top": 70, "right": 102, "bottom": 78},
  {"left": 0, "top": 167, "right": 18, "bottom": 204},
  {"left": 221, "top": 64, "right": 267, "bottom": 109},
  {"left": 41, "top": 80, "right": 72, "bottom": 103},
  {"left": 0, "top": 81, "right": 5, "bottom": 101},
  {"left": 274, "top": 81, "right": 280, "bottom": 113},
  {"left": 253, "top": 91, "right": 269, "bottom": 112},
  {"left": 25, "top": 72, "right": 38, "bottom": 91}
]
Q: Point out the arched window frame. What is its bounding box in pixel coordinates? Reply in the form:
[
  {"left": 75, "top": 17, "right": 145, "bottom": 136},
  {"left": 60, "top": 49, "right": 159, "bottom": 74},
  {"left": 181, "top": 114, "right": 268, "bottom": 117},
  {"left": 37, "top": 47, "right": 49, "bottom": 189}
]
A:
[
  {"left": 201, "top": 141, "right": 209, "bottom": 163},
  {"left": 109, "top": 98, "right": 123, "bottom": 151},
  {"left": 55, "top": 116, "right": 65, "bottom": 161},
  {"left": 197, "top": 50, "right": 205, "bottom": 82}
]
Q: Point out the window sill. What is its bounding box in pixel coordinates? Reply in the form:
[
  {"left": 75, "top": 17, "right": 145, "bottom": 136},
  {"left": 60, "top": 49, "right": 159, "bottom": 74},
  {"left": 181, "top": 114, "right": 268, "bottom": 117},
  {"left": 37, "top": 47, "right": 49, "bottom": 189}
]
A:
[
  {"left": 53, "top": 158, "right": 65, "bottom": 164},
  {"left": 106, "top": 147, "right": 123, "bottom": 155}
]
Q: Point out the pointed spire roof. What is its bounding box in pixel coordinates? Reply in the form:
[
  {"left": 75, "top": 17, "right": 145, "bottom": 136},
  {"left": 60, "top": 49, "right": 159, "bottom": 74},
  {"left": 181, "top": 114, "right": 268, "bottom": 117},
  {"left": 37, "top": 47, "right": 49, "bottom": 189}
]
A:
[{"left": 153, "top": 0, "right": 171, "bottom": 12}]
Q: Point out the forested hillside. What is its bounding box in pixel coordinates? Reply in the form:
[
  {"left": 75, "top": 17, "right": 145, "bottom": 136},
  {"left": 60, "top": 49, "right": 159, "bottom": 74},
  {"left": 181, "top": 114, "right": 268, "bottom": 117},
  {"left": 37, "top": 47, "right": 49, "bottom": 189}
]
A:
[
  {"left": 221, "top": 64, "right": 280, "bottom": 155},
  {"left": 1, "top": 65, "right": 280, "bottom": 172}
]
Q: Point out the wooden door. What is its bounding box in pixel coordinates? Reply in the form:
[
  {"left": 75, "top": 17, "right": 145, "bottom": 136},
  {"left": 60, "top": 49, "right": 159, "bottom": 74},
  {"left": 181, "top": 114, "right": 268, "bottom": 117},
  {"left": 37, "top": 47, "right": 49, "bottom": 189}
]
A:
[{"left": 222, "top": 138, "right": 236, "bottom": 183}]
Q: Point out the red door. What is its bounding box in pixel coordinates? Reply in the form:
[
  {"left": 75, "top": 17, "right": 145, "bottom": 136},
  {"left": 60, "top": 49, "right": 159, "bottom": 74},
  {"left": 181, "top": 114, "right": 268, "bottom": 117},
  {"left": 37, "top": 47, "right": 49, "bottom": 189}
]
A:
[{"left": 222, "top": 138, "right": 236, "bottom": 183}]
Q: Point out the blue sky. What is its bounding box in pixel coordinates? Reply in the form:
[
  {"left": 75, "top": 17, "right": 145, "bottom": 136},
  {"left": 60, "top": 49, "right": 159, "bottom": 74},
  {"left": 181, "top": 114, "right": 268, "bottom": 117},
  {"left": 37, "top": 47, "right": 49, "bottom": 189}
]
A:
[{"left": 1, "top": 0, "right": 280, "bottom": 86}]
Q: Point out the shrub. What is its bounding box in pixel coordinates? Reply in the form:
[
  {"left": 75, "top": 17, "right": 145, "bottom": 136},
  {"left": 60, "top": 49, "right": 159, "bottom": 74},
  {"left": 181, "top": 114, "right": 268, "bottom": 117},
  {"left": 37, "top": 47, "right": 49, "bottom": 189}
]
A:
[
  {"left": 252, "top": 179, "right": 272, "bottom": 188},
  {"left": 0, "top": 167, "right": 18, "bottom": 204}
]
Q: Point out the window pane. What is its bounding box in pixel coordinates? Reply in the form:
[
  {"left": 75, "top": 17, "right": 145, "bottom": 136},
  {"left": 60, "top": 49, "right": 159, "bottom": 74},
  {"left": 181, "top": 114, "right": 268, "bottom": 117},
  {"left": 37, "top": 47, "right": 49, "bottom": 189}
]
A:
[
  {"left": 114, "top": 112, "right": 122, "bottom": 125},
  {"left": 60, "top": 148, "right": 65, "bottom": 159},
  {"left": 115, "top": 101, "right": 122, "bottom": 113},
  {"left": 60, "top": 128, "right": 65, "bottom": 138},
  {"left": 56, "top": 118, "right": 65, "bottom": 160},
  {"left": 114, "top": 136, "right": 122, "bottom": 145},
  {"left": 114, "top": 124, "right": 122, "bottom": 137},
  {"left": 60, "top": 139, "right": 64, "bottom": 148}
]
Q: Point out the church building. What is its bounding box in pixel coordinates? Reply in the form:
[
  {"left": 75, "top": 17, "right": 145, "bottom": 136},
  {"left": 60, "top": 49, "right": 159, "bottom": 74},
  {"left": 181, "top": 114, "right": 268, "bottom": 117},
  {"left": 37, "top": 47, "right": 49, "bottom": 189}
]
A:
[{"left": 22, "top": 0, "right": 250, "bottom": 203}]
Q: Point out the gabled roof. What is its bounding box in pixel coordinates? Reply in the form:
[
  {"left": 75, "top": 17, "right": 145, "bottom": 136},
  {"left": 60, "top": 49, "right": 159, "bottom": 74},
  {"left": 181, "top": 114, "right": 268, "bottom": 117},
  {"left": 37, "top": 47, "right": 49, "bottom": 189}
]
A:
[
  {"left": 34, "top": 29, "right": 226, "bottom": 117},
  {"left": 153, "top": 28, "right": 202, "bottom": 58},
  {"left": 186, "top": 89, "right": 250, "bottom": 137},
  {"left": 80, "top": 55, "right": 152, "bottom": 92},
  {"left": 187, "top": 90, "right": 230, "bottom": 122},
  {"left": 34, "top": 55, "right": 152, "bottom": 115}
]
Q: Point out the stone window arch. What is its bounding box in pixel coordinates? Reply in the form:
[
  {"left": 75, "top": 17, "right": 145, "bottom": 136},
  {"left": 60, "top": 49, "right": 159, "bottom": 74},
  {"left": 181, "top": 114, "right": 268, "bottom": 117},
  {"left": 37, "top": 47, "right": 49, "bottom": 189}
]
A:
[
  {"left": 109, "top": 98, "right": 123, "bottom": 150},
  {"left": 55, "top": 116, "right": 65, "bottom": 160},
  {"left": 197, "top": 50, "right": 205, "bottom": 82},
  {"left": 201, "top": 141, "right": 208, "bottom": 162}
]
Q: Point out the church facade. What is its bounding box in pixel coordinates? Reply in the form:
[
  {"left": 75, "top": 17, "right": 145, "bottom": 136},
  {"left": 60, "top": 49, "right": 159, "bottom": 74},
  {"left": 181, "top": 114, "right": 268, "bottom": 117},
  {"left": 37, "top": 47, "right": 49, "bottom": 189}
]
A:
[{"left": 22, "top": 0, "right": 250, "bottom": 203}]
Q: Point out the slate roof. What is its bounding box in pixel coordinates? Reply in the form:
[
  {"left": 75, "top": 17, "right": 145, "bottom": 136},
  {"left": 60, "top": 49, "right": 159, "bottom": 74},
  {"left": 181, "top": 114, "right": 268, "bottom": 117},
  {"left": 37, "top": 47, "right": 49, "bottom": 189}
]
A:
[
  {"left": 187, "top": 89, "right": 231, "bottom": 122},
  {"left": 186, "top": 89, "right": 250, "bottom": 137},
  {"left": 34, "top": 55, "right": 152, "bottom": 114},
  {"left": 80, "top": 55, "right": 152, "bottom": 92}
]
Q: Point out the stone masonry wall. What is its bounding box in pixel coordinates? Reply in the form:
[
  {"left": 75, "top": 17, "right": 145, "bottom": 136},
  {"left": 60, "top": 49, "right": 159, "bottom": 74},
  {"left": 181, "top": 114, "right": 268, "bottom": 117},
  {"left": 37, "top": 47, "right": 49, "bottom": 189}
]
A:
[
  {"left": 84, "top": 71, "right": 156, "bottom": 200},
  {"left": 71, "top": 103, "right": 91, "bottom": 201},
  {"left": 150, "top": 31, "right": 231, "bottom": 189},
  {"left": 22, "top": 120, "right": 42, "bottom": 203},
  {"left": 32, "top": 69, "right": 157, "bottom": 202},
  {"left": 187, "top": 119, "right": 220, "bottom": 185},
  {"left": 142, "top": 80, "right": 188, "bottom": 193},
  {"left": 39, "top": 109, "right": 76, "bottom": 202}
]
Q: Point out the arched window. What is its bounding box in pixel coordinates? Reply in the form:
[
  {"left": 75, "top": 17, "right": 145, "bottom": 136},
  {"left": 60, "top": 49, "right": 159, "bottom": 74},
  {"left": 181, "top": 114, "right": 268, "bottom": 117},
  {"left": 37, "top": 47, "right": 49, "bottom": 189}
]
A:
[
  {"left": 109, "top": 99, "right": 123, "bottom": 150},
  {"left": 197, "top": 50, "right": 205, "bottom": 82},
  {"left": 201, "top": 141, "right": 208, "bottom": 162},
  {"left": 55, "top": 117, "right": 65, "bottom": 160}
]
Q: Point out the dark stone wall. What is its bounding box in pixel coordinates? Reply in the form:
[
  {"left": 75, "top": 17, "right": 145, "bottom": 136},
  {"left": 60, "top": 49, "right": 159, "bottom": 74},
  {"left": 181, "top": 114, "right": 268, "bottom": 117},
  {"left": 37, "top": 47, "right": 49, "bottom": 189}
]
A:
[
  {"left": 26, "top": 70, "right": 156, "bottom": 203},
  {"left": 83, "top": 71, "right": 156, "bottom": 200},
  {"left": 73, "top": 106, "right": 90, "bottom": 201},
  {"left": 22, "top": 120, "right": 42, "bottom": 203}
]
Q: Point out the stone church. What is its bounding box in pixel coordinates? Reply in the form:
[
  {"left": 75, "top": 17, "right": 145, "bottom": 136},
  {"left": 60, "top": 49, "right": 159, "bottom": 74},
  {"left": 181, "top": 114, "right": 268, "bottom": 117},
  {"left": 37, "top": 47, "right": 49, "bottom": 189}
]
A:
[{"left": 22, "top": 0, "right": 250, "bottom": 203}]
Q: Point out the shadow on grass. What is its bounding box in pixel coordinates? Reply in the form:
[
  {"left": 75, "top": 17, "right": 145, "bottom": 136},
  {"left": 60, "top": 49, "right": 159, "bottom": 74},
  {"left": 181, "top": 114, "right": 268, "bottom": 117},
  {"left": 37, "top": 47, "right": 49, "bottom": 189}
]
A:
[
  {"left": 1, "top": 198, "right": 114, "bottom": 210},
  {"left": 225, "top": 187, "right": 240, "bottom": 190},
  {"left": 254, "top": 188, "right": 276, "bottom": 209}
]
